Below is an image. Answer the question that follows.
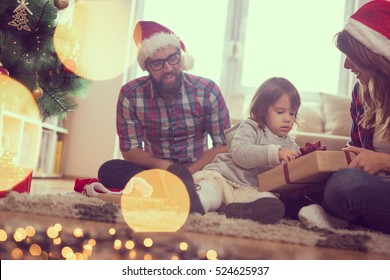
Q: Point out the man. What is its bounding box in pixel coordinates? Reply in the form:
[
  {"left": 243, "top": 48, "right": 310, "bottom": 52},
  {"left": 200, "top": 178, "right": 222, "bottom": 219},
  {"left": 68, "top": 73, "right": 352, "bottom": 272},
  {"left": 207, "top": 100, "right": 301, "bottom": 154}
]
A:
[{"left": 97, "top": 21, "right": 231, "bottom": 213}]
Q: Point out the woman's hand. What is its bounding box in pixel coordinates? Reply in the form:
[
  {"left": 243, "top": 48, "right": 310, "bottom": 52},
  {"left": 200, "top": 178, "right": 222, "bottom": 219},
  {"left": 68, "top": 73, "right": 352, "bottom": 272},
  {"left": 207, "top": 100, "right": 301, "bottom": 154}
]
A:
[
  {"left": 278, "top": 149, "right": 300, "bottom": 162},
  {"left": 342, "top": 146, "right": 390, "bottom": 174}
]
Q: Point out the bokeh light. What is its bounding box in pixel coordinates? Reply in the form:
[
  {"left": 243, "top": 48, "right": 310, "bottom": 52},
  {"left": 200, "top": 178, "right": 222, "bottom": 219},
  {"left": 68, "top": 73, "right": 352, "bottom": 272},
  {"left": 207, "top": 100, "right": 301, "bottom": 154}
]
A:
[
  {"left": 73, "top": 227, "right": 83, "bottom": 238},
  {"left": 13, "top": 227, "right": 26, "bottom": 242},
  {"left": 125, "top": 240, "right": 135, "bottom": 250},
  {"left": 114, "top": 239, "right": 122, "bottom": 250},
  {"left": 11, "top": 248, "right": 23, "bottom": 259},
  {"left": 0, "top": 229, "right": 8, "bottom": 242},
  {"left": 0, "top": 76, "right": 42, "bottom": 193},
  {"left": 29, "top": 244, "right": 42, "bottom": 257},
  {"left": 206, "top": 249, "right": 218, "bottom": 260},
  {"left": 121, "top": 169, "right": 190, "bottom": 232},
  {"left": 61, "top": 246, "right": 74, "bottom": 259},
  {"left": 53, "top": 0, "right": 137, "bottom": 80},
  {"left": 47, "top": 226, "right": 59, "bottom": 239},
  {"left": 143, "top": 238, "right": 153, "bottom": 248},
  {"left": 129, "top": 250, "right": 137, "bottom": 260},
  {"left": 25, "top": 226, "right": 36, "bottom": 238},
  {"left": 179, "top": 242, "right": 188, "bottom": 251}
]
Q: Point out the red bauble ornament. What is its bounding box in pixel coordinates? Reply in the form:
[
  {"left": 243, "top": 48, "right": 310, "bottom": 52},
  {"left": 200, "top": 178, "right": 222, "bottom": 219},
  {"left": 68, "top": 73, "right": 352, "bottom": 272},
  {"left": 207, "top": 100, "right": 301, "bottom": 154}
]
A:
[
  {"left": 0, "top": 63, "right": 9, "bottom": 76},
  {"left": 54, "top": 0, "right": 69, "bottom": 10},
  {"left": 0, "top": 62, "right": 10, "bottom": 84},
  {"left": 62, "top": 59, "right": 78, "bottom": 74}
]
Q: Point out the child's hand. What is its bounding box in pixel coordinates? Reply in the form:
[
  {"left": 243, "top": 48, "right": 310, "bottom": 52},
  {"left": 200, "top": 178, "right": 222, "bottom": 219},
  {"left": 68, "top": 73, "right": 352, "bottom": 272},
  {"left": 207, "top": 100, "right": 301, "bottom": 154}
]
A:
[{"left": 278, "top": 149, "right": 300, "bottom": 162}]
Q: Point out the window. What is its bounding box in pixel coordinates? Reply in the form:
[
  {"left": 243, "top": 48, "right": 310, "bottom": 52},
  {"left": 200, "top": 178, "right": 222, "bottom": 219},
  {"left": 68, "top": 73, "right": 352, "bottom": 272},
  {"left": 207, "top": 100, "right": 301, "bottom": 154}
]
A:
[
  {"left": 134, "top": 0, "right": 229, "bottom": 86},
  {"left": 241, "top": 1, "right": 346, "bottom": 94},
  {"left": 133, "top": 0, "right": 357, "bottom": 105}
]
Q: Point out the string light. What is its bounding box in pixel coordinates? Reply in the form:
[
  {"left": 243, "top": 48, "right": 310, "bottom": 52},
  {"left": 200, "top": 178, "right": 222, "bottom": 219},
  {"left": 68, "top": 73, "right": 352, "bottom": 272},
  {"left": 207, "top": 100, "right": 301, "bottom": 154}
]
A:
[
  {"left": 197, "top": 249, "right": 207, "bottom": 259},
  {"left": 125, "top": 240, "right": 135, "bottom": 250},
  {"left": 113, "top": 239, "right": 122, "bottom": 250},
  {"left": 73, "top": 228, "right": 83, "bottom": 238},
  {"left": 47, "top": 226, "right": 59, "bottom": 239},
  {"left": 61, "top": 246, "right": 74, "bottom": 259},
  {"left": 13, "top": 228, "right": 27, "bottom": 242},
  {"left": 143, "top": 238, "right": 153, "bottom": 248},
  {"left": 179, "top": 241, "right": 188, "bottom": 251},
  {"left": 29, "top": 244, "right": 42, "bottom": 256},
  {"left": 129, "top": 250, "right": 137, "bottom": 260},
  {"left": 25, "top": 226, "right": 35, "bottom": 238},
  {"left": 0, "top": 229, "right": 7, "bottom": 241},
  {"left": 53, "top": 238, "right": 61, "bottom": 245},
  {"left": 11, "top": 248, "right": 24, "bottom": 259},
  {"left": 54, "top": 224, "right": 62, "bottom": 231},
  {"left": 0, "top": 224, "right": 220, "bottom": 260},
  {"left": 206, "top": 249, "right": 218, "bottom": 260}
]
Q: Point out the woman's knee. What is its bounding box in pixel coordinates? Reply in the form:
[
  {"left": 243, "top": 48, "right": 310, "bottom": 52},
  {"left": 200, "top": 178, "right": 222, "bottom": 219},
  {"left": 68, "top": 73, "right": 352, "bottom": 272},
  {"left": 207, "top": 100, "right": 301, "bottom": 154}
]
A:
[
  {"left": 325, "top": 168, "right": 368, "bottom": 196},
  {"left": 324, "top": 169, "right": 358, "bottom": 208},
  {"left": 324, "top": 168, "right": 373, "bottom": 214}
]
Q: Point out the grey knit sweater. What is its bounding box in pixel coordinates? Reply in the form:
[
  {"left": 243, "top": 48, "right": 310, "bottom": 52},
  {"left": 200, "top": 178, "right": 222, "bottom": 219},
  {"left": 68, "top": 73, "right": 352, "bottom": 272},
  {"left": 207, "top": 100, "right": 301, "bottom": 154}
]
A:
[{"left": 203, "top": 118, "right": 300, "bottom": 187}]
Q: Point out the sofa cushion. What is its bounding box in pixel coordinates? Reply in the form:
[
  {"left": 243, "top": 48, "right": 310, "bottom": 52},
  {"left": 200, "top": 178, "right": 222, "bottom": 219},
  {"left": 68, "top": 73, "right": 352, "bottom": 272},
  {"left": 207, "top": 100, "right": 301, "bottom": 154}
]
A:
[
  {"left": 297, "top": 101, "right": 323, "bottom": 133},
  {"left": 225, "top": 121, "right": 240, "bottom": 148},
  {"left": 321, "top": 92, "right": 351, "bottom": 136}
]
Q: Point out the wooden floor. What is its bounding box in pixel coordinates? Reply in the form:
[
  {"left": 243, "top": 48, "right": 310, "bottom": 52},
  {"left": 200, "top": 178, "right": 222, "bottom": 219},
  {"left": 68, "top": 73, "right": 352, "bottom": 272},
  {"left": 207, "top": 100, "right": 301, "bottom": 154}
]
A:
[{"left": 0, "top": 178, "right": 389, "bottom": 260}]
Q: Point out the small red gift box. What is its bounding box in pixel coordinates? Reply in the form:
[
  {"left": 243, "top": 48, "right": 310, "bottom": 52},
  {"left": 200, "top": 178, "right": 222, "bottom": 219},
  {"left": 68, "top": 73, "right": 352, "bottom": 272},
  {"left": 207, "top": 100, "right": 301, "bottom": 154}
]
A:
[
  {"left": 0, "top": 170, "right": 32, "bottom": 198},
  {"left": 258, "top": 151, "right": 356, "bottom": 192}
]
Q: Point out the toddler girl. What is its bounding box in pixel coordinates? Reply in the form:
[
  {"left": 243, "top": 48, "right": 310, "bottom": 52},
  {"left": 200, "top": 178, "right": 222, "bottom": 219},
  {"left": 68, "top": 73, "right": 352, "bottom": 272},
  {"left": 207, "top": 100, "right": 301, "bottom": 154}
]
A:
[{"left": 192, "top": 77, "right": 301, "bottom": 224}]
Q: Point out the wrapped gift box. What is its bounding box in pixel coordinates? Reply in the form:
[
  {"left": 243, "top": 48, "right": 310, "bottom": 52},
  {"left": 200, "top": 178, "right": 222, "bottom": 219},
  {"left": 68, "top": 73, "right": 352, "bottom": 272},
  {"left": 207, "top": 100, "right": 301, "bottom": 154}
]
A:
[
  {"left": 258, "top": 151, "right": 355, "bottom": 192},
  {"left": 0, "top": 170, "right": 32, "bottom": 198}
]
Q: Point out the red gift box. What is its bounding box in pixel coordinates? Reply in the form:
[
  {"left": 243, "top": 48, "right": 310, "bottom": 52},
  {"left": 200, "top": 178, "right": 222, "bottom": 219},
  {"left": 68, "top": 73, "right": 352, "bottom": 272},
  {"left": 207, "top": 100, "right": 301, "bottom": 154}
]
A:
[{"left": 0, "top": 170, "right": 32, "bottom": 198}]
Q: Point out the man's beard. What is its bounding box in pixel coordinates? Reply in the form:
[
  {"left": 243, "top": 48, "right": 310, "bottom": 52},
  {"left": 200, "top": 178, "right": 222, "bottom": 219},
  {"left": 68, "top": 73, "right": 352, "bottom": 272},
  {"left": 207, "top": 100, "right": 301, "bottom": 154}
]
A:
[{"left": 151, "top": 71, "right": 183, "bottom": 97}]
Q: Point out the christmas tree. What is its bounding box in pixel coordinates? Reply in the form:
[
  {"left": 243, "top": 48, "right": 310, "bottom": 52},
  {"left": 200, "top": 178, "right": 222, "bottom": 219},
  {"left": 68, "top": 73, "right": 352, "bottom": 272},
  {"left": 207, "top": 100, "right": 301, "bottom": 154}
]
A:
[{"left": 0, "top": 0, "right": 90, "bottom": 119}]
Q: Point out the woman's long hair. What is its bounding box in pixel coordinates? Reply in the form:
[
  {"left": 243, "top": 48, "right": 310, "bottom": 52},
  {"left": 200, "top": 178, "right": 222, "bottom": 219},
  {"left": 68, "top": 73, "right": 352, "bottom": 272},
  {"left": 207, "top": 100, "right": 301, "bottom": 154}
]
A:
[{"left": 335, "top": 30, "right": 390, "bottom": 142}]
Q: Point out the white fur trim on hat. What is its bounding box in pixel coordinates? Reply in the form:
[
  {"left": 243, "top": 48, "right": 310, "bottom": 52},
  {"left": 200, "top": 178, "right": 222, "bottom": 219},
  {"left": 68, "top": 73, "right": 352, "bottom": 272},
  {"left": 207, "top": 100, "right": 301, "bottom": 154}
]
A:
[
  {"left": 137, "top": 32, "right": 181, "bottom": 70},
  {"left": 180, "top": 53, "right": 194, "bottom": 71},
  {"left": 137, "top": 32, "right": 194, "bottom": 71},
  {"left": 345, "top": 17, "right": 390, "bottom": 61}
]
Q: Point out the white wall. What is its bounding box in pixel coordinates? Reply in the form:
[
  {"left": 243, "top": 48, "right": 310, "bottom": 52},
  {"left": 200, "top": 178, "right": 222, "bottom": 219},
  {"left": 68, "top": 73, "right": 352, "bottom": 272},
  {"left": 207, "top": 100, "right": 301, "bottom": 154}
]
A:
[
  {"left": 61, "top": 0, "right": 137, "bottom": 178},
  {"left": 63, "top": 77, "right": 121, "bottom": 178}
]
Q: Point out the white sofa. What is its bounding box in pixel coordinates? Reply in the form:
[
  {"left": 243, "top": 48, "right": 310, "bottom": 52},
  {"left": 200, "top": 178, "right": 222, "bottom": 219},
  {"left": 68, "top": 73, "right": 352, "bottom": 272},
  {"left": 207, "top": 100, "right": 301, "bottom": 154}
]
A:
[{"left": 291, "top": 92, "right": 351, "bottom": 151}]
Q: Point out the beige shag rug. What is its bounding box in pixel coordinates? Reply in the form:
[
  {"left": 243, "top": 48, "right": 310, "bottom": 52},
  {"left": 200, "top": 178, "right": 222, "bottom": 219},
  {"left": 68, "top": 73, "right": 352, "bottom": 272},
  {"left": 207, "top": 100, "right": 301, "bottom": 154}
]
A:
[{"left": 1, "top": 191, "right": 390, "bottom": 256}]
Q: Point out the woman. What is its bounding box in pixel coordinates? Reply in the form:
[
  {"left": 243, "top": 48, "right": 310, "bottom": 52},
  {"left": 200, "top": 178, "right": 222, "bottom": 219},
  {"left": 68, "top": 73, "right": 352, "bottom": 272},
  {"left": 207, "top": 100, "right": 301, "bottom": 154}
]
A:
[{"left": 320, "top": 0, "right": 390, "bottom": 234}]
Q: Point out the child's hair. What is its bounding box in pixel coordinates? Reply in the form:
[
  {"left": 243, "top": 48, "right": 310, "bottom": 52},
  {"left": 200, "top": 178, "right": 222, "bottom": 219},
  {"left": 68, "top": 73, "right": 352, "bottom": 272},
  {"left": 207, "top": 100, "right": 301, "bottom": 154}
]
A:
[
  {"left": 335, "top": 30, "right": 390, "bottom": 142},
  {"left": 249, "top": 77, "right": 301, "bottom": 129}
]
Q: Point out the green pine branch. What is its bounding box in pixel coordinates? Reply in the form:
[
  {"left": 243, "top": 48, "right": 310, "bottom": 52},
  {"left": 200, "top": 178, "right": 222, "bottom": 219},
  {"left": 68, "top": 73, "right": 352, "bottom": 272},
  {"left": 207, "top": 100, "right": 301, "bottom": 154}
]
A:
[{"left": 0, "top": 0, "right": 90, "bottom": 120}]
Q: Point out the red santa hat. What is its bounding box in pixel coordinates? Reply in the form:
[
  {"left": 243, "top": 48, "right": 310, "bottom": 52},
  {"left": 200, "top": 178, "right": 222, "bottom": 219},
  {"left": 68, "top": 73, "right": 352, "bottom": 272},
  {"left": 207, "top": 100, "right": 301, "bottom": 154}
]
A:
[
  {"left": 133, "top": 21, "right": 194, "bottom": 71},
  {"left": 344, "top": 0, "right": 390, "bottom": 61}
]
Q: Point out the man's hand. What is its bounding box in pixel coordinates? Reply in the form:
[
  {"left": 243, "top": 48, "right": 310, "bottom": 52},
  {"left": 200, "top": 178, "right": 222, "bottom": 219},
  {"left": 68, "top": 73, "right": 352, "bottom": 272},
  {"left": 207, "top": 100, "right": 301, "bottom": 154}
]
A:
[
  {"left": 187, "top": 145, "right": 229, "bottom": 174},
  {"left": 122, "top": 149, "right": 172, "bottom": 170},
  {"left": 278, "top": 149, "right": 300, "bottom": 162},
  {"left": 154, "top": 159, "right": 174, "bottom": 170},
  {"left": 342, "top": 146, "right": 390, "bottom": 174}
]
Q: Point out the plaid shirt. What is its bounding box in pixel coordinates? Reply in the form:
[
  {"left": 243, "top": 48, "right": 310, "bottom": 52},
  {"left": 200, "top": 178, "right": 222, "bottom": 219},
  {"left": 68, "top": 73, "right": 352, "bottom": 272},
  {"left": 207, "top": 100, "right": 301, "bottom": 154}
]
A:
[
  {"left": 349, "top": 82, "right": 375, "bottom": 150},
  {"left": 117, "top": 73, "right": 231, "bottom": 164}
]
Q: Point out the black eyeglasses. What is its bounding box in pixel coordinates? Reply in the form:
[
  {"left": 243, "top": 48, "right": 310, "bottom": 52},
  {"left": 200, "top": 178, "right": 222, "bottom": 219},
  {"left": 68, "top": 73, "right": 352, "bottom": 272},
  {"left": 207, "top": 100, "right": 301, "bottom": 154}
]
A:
[{"left": 147, "top": 53, "right": 181, "bottom": 71}]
